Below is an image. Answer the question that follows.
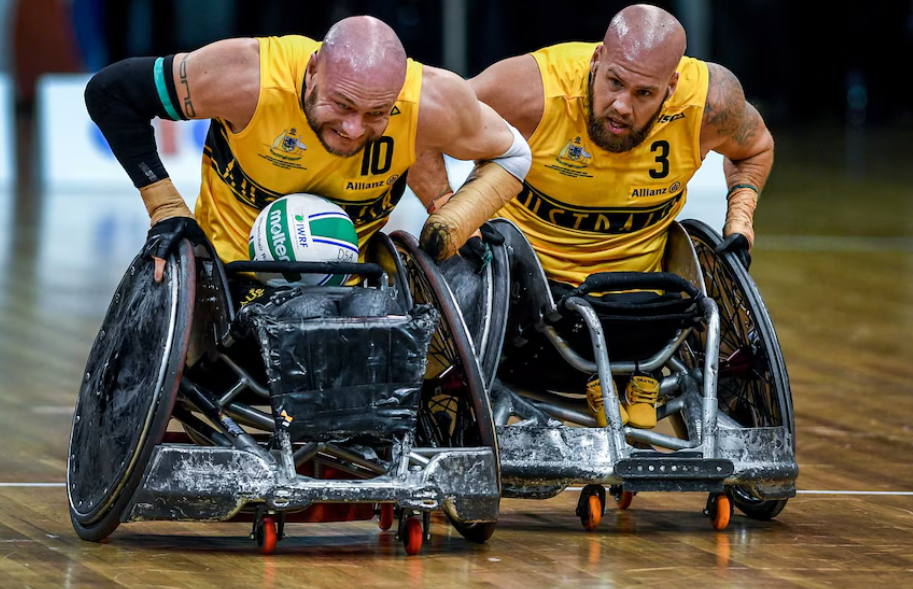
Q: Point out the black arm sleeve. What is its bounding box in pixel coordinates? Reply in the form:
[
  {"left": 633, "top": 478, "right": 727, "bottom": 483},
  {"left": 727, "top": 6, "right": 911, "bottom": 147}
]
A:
[{"left": 84, "top": 56, "right": 186, "bottom": 188}]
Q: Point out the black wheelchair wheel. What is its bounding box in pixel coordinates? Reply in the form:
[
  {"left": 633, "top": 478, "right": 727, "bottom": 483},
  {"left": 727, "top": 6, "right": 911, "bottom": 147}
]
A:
[
  {"left": 478, "top": 239, "right": 510, "bottom": 389},
  {"left": 67, "top": 241, "right": 196, "bottom": 541},
  {"left": 680, "top": 220, "right": 793, "bottom": 520},
  {"left": 389, "top": 231, "right": 499, "bottom": 542}
]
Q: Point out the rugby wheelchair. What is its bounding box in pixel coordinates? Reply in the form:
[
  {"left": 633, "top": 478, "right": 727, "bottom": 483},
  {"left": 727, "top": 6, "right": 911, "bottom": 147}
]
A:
[
  {"left": 67, "top": 232, "right": 500, "bottom": 555},
  {"left": 457, "top": 218, "right": 797, "bottom": 531}
]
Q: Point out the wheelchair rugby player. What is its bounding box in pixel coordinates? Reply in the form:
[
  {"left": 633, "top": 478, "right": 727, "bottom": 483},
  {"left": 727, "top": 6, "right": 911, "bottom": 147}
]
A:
[{"left": 67, "top": 15, "right": 531, "bottom": 555}]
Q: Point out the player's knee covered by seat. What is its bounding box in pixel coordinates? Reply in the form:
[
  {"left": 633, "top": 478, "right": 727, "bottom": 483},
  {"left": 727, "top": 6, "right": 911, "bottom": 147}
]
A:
[
  {"left": 338, "top": 288, "right": 404, "bottom": 318},
  {"left": 272, "top": 291, "right": 340, "bottom": 319}
]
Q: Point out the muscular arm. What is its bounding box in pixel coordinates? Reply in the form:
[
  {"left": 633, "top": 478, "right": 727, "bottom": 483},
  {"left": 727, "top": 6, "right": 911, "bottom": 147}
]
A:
[
  {"left": 411, "top": 66, "right": 532, "bottom": 260},
  {"left": 700, "top": 62, "right": 774, "bottom": 245},
  {"left": 84, "top": 38, "right": 260, "bottom": 280},
  {"left": 170, "top": 38, "right": 261, "bottom": 130},
  {"left": 408, "top": 56, "right": 543, "bottom": 210}
]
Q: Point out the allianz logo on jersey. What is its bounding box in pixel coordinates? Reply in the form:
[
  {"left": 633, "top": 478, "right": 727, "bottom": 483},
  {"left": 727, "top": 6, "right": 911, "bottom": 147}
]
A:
[
  {"left": 631, "top": 181, "right": 682, "bottom": 198},
  {"left": 344, "top": 174, "right": 399, "bottom": 190}
]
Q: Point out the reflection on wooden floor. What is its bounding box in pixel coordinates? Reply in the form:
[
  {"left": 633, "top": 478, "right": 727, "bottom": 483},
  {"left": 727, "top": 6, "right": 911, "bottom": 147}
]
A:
[{"left": 2, "top": 127, "right": 913, "bottom": 587}]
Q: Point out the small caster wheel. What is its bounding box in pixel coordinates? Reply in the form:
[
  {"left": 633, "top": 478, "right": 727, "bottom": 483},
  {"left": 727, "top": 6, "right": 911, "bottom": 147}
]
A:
[
  {"left": 609, "top": 485, "right": 635, "bottom": 510},
  {"left": 705, "top": 492, "right": 733, "bottom": 531},
  {"left": 403, "top": 516, "right": 423, "bottom": 555},
  {"left": 576, "top": 484, "right": 606, "bottom": 531},
  {"left": 378, "top": 504, "right": 395, "bottom": 531},
  {"left": 256, "top": 515, "right": 278, "bottom": 555}
]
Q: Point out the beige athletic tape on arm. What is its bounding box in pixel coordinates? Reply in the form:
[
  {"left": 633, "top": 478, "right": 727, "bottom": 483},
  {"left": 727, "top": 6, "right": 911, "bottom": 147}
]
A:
[
  {"left": 140, "top": 178, "right": 194, "bottom": 225},
  {"left": 420, "top": 162, "right": 521, "bottom": 261},
  {"left": 723, "top": 187, "right": 758, "bottom": 247}
]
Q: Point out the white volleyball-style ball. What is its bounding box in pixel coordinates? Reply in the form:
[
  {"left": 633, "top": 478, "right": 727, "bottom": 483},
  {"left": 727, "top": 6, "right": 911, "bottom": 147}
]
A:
[{"left": 248, "top": 194, "right": 360, "bottom": 287}]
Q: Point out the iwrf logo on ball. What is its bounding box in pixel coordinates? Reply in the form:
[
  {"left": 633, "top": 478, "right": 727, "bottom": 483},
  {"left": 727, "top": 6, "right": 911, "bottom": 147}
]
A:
[{"left": 293, "top": 214, "right": 310, "bottom": 249}]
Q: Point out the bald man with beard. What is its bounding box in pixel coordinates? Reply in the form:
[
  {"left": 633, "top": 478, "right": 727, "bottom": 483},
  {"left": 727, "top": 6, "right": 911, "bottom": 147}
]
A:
[
  {"left": 410, "top": 4, "right": 774, "bottom": 429},
  {"left": 85, "top": 16, "right": 531, "bottom": 282}
]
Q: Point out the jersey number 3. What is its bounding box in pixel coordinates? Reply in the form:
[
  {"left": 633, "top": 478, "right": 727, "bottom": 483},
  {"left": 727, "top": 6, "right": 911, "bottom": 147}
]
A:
[{"left": 649, "top": 140, "right": 670, "bottom": 179}]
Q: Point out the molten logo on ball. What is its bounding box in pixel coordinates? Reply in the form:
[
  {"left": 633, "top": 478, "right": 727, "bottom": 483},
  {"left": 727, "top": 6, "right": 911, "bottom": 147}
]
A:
[{"left": 249, "top": 194, "right": 360, "bottom": 287}]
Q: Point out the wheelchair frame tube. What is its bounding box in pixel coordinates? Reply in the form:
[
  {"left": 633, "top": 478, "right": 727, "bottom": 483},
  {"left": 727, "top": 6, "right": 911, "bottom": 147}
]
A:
[
  {"left": 699, "top": 297, "right": 721, "bottom": 458},
  {"left": 563, "top": 297, "right": 628, "bottom": 457},
  {"left": 540, "top": 325, "right": 692, "bottom": 375}
]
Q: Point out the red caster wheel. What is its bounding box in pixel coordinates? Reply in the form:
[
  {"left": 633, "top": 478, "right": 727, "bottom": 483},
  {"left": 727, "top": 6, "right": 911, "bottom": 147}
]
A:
[
  {"left": 257, "top": 516, "right": 278, "bottom": 555},
  {"left": 402, "top": 516, "right": 423, "bottom": 555},
  {"left": 378, "top": 504, "right": 395, "bottom": 531}
]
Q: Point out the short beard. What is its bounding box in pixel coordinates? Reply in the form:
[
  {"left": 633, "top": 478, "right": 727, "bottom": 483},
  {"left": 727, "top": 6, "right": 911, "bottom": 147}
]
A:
[
  {"left": 586, "top": 75, "right": 667, "bottom": 153},
  {"left": 303, "top": 84, "right": 373, "bottom": 158}
]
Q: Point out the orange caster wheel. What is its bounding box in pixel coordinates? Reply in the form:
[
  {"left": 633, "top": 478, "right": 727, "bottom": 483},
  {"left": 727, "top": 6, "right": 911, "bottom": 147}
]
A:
[
  {"left": 378, "top": 504, "right": 395, "bottom": 531},
  {"left": 706, "top": 492, "right": 733, "bottom": 531},
  {"left": 576, "top": 484, "right": 606, "bottom": 531},
  {"left": 609, "top": 485, "right": 634, "bottom": 510},
  {"left": 402, "top": 516, "right": 423, "bottom": 555},
  {"left": 257, "top": 516, "right": 278, "bottom": 555}
]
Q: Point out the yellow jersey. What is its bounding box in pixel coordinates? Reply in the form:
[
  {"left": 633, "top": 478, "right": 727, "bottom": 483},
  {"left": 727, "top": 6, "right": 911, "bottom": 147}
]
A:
[
  {"left": 497, "top": 42, "right": 709, "bottom": 286},
  {"left": 195, "top": 35, "right": 423, "bottom": 264}
]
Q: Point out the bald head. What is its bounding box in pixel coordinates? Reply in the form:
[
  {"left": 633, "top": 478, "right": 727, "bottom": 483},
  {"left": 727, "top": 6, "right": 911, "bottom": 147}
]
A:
[
  {"left": 604, "top": 4, "right": 686, "bottom": 76},
  {"left": 320, "top": 16, "right": 407, "bottom": 91}
]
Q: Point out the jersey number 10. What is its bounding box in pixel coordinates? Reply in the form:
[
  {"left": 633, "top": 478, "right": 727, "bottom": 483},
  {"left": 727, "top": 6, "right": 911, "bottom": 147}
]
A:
[{"left": 360, "top": 137, "right": 395, "bottom": 176}]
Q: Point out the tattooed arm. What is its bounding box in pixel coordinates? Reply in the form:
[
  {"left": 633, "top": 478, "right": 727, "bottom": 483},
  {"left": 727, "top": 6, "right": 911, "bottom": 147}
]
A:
[
  {"left": 171, "top": 39, "right": 260, "bottom": 131},
  {"left": 700, "top": 63, "right": 774, "bottom": 247}
]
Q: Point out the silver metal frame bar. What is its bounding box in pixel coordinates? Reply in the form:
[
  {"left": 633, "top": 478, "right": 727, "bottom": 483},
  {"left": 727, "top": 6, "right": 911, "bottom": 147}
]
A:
[
  {"left": 698, "top": 297, "right": 721, "bottom": 457},
  {"left": 218, "top": 353, "right": 270, "bottom": 400},
  {"left": 564, "top": 297, "right": 627, "bottom": 458},
  {"left": 540, "top": 324, "right": 692, "bottom": 375}
]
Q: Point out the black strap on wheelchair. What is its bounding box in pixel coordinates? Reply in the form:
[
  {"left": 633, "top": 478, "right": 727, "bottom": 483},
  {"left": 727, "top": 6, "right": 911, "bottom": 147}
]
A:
[
  {"left": 225, "top": 261, "right": 385, "bottom": 278},
  {"left": 569, "top": 272, "right": 702, "bottom": 300}
]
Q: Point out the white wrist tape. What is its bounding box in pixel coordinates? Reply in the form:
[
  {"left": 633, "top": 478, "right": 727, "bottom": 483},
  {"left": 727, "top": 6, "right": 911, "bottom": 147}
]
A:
[{"left": 491, "top": 122, "right": 532, "bottom": 182}]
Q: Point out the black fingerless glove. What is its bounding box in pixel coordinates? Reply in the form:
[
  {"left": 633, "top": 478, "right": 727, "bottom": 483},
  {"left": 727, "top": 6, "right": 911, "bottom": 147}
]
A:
[
  {"left": 715, "top": 232, "right": 751, "bottom": 271},
  {"left": 141, "top": 216, "right": 206, "bottom": 261}
]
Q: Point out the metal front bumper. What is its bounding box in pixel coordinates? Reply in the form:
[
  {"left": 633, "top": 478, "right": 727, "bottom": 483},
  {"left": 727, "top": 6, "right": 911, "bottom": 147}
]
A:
[
  {"left": 497, "top": 425, "right": 798, "bottom": 500},
  {"left": 124, "top": 444, "right": 499, "bottom": 524}
]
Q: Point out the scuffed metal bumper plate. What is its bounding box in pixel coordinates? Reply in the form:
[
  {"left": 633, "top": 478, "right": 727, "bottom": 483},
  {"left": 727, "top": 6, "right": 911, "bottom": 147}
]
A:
[
  {"left": 124, "top": 444, "right": 499, "bottom": 524},
  {"left": 497, "top": 424, "right": 798, "bottom": 499}
]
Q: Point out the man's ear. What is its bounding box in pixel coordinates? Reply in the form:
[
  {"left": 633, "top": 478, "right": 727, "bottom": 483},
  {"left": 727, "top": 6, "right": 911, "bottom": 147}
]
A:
[
  {"left": 667, "top": 71, "right": 680, "bottom": 100},
  {"left": 590, "top": 45, "right": 602, "bottom": 76},
  {"left": 305, "top": 51, "right": 318, "bottom": 89}
]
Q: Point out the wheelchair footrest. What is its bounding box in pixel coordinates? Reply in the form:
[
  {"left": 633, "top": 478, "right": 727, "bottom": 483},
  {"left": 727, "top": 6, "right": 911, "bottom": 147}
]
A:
[{"left": 617, "top": 453, "right": 734, "bottom": 493}]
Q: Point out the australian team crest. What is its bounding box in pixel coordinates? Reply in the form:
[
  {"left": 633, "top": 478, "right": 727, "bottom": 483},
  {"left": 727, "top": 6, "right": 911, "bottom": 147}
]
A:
[
  {"left": 556, "top": 136, "right": 592, "bottom": 169},
  {"left": 269, "top": 128, "right": 307, "bottom": 160}
]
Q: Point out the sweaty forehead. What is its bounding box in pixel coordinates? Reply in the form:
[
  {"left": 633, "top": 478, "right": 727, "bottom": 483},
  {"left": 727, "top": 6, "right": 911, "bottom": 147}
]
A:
[
  {"left": 602, "top": 35, "right": 679, "bottom": 82},
  {"left": 318, "top": 50, "right": 404, "bottom": 102}
]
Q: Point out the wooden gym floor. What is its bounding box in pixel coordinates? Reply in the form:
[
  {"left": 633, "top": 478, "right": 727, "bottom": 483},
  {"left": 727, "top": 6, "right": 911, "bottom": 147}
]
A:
[{"left": 2, "top": 125, "right": 913, "bottom": 588}]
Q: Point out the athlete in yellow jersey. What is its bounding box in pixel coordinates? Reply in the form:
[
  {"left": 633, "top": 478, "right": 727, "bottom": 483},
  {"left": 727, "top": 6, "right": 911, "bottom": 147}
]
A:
[
  {"left": 85, "top": 16, "right": 531, "bottom": 282},
  {"left": 410, "top": 5, "right": 774, "bottom": 428}
]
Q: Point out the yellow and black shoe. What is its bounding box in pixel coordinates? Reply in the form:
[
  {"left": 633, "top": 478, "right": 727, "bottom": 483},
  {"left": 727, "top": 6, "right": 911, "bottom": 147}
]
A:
[
  {"left": 624, "top": 373, "right": 660, "bottom": 429},
  {"left": 586, "top": 375, "right": 628, "bottom": 427}
]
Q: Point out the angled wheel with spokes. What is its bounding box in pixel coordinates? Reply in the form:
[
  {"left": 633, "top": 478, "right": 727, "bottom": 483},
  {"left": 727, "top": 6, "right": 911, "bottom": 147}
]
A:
[
  {"left": 680, "top": 220, "right": 794, "bottom": 520},
  {"left": 389, "top": 231, "right": 499, "bottom": 543}
]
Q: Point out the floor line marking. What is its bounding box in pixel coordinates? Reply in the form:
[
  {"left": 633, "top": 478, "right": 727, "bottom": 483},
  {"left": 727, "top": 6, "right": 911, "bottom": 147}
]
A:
[
  {"left": 0, "top": 483, "right": 66, "bottom": 487},
  {"left": 565, "top": 486, "right": 913, "bottom": 496}
]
